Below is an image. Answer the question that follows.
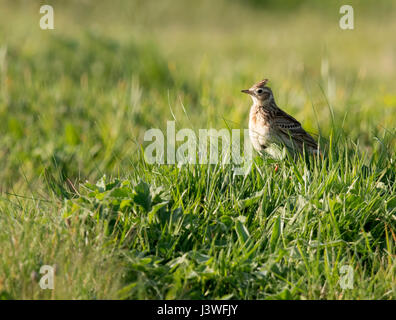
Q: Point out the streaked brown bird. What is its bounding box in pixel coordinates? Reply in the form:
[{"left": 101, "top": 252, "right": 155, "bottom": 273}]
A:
[{"left": 242, "top": 79, "right": 319, "bottom": 157}]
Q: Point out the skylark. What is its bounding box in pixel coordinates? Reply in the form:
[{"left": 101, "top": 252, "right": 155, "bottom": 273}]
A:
[{"left": 242, "top": 79, "right": 319, "bottom": 157}]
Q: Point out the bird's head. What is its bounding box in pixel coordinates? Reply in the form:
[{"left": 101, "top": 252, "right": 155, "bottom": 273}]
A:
[{"left": 241, "top": 79, "right": 274, "bottom": 106}]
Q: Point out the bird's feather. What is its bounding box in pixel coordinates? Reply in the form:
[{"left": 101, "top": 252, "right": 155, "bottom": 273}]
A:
[{"left": 273, "top": 108, "right": 318, "bottom": 150}]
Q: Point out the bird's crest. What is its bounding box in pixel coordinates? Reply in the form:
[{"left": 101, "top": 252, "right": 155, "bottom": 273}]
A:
[{"left": 256, "top": 79, "right": 269, "bottom": 87}]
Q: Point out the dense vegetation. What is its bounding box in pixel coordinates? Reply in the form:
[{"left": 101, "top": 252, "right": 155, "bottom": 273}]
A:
[{"left": 0, "top": 0, "right": 394, "bottom": 299}]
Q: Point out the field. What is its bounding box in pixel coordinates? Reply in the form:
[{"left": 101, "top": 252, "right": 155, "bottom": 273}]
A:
[{"left": 0, "top": 0, "right": 395, "bottom": 299}]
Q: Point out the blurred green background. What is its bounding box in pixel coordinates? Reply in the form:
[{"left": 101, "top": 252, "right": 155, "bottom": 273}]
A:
[
  {"left": 0, "top": 0, "right": 395, "bottom": 299},
  {"left": 0, "top": 0, "right": 395, "bottom": 192}
]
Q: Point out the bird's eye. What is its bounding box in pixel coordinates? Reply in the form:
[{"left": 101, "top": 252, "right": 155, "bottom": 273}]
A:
[{"left": 256, "top": 88, "right": 264, "bottom": 94}]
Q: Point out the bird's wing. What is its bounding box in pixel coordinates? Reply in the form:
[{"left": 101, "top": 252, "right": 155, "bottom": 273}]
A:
[{"left": 273, "top": 108, "right": 318, "bottom": 149}]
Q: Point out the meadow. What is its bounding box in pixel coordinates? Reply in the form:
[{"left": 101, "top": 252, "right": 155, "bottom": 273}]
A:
[{"left": 0, "top": 0, "right": 395, "bottom": 299}]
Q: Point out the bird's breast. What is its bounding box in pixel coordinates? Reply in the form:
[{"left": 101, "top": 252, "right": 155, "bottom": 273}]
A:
[{"left": 249, "top": 106, "right": 272, "bottom": 151}]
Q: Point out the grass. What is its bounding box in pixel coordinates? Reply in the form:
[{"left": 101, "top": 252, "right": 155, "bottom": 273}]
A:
[{"left": 0, "top": 0, "right": 395, "bottom": 299}]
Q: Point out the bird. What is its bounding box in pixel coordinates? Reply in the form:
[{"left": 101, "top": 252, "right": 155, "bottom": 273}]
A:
[{"left": 242, "top": 79, "right": 319, "bottom": 158}]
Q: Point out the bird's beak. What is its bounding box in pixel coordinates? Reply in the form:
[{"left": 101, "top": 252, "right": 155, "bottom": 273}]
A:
[{"left": 241, "top": 89, "right": 251, "bottom": 95}]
